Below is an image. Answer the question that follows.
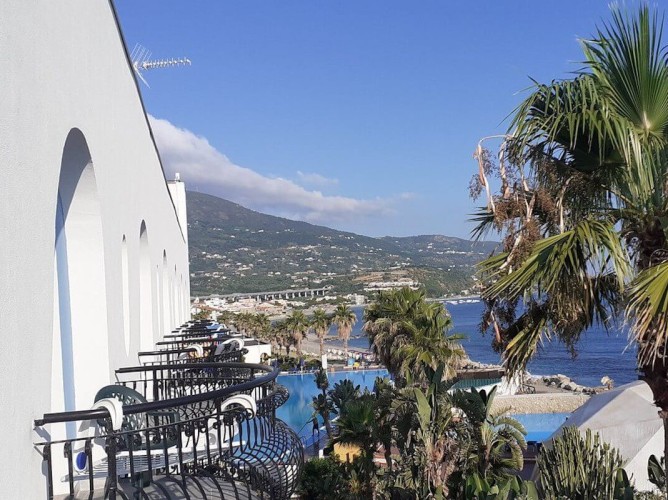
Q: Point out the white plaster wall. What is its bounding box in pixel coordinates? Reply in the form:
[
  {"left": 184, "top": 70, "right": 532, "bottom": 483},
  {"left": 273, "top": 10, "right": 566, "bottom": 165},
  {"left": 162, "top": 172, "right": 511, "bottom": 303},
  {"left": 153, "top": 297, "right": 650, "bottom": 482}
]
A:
[
  {"left": 0, "top": 1, "right": 190, "bottom": 495},
  {"left": 244, "top": 343, "right": 273, "bottom": 365}
]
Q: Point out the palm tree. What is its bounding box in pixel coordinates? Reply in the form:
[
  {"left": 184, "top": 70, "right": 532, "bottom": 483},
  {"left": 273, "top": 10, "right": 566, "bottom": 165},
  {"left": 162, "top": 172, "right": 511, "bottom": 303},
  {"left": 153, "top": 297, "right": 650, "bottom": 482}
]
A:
[
  {"left": 372, "top": 376, "right": 396, "bottom": 470},
  {"left": 311, "top": 394, "right": 336, "bottom": 439},
  {"left": 396, "top": 306, "right": 466, "bottom": 384},
  {"left": 451, "top": 386, "right": 526, "bottom": 482},
  {"left": 216, "top": 311, "right": 235, "bottom": 328},
  {"left": 312, "top": 368, "right": 335, "bottom": 438},
  {"left": 235, "top": 312, "right": 255, "bottom": 335},
  {"left": 329, "top": 379, "right": 360, "bottom": 416},
  {"left": 271, "top": 319, "right": 290, "bottom": 357},
  {"left": 310, "top": 308, "right": 332, "bottom": 359},
  {"left": 470, "top": 5, "right": 668, "bottom": 485},
  {"left": 364, "top": 287, "right": 465, "bottom": 384},
  {"left": 286, "top": 309, "right": 309, "bottom": 358},
  {"left": 332, "top": 304, "right": 357, "bottom": 361},
  {"left": 331, "top": 398, "right": 377, "bottom": 495},
  {"left": 314, "top": 367, "right": 330, "bottom": 393},
  {"left": 384, "top": 364, "right": 459, "bottom": 498},
  {"left": 252, "top": 313, "right": 271, "bottom": 342}
]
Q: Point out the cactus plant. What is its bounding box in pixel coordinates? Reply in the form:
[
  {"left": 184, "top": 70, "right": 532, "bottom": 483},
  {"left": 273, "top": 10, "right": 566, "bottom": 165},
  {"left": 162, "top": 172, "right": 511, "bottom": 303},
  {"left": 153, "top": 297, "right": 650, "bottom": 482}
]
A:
[
  {"left": 464, "top": 473, "right": 539, "bottom": 499},
  {"left": 537, "top": 426, "right": 630, "bottom": 500},
  {"left": 648, "top": 454, "right": 665, "bottom": 490}
]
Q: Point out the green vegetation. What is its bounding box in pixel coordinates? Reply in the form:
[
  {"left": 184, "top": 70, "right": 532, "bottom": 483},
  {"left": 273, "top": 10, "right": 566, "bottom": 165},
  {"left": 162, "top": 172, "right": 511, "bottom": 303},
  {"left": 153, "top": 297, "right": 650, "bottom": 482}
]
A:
[
  {"left": 297, "top": 287, "right": 652, "bottom": 499},
  {"left": 286, "top": 310, "right": 309, "bottom": 357},
  {"left": 648, "top": 455, "right": 666, "bottom": 491},
  {"left": 537, "top": 427, "right": 632, "bottom": 500},
  {"left": 364, "top": 288, "right": 465, "bottom": 385},
  {"left": 310, "top": 308, "right": 331, "bottom": 359},
  {"left": 451, "top": 386, "right": 526, "bottom": 483},
  {"left": 305, "top": 364, "right": 533, "bottom": 499},
  {"left": 332, "top": 304, "right": 357, "bottom": 360},
  {"left": 298, "top": 456, "right": 355, "bottom": 500},
  {"left": 464, "top": 475, "right": 538, "bottom": 500},
  {"left": 186, "top": 191, "right": 495, "bottom": 297},
  {"left": 205, "top": 5, "right": 668, "bottom": 497},
  {"left": 191, "top": 309, "right": 210, "bottom": 320},
  {"left": 311, "top": 368, "right": 335, "bottom": 439},
  {"left": 471, "top": 5, "right": 668, "bottom": 489},
  {"left": 299, "top": 289, "right": 532, "bottom": 499}
]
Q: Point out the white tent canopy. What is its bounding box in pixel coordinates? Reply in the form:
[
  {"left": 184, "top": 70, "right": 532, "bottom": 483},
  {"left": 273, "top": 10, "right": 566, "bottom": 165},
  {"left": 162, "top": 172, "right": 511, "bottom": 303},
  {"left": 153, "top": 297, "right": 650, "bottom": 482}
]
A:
[{"left": 545, "top": 381, "right": 662, "bottom": 492}]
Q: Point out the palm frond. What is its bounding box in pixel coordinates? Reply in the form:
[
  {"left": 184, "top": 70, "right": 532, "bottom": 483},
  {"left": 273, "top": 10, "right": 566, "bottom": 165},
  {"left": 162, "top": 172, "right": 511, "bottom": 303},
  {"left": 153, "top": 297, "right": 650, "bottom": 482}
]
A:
[
  {"left": 470, "top": 207, "right": 499, "bottom": 241},
  {"left": 627, "top": 260, "right": 668, "bottom": 364},
  {"left": 481, "top": 218, "right": 630, "bottom": 300},
  {"left": 584, "top": 5, "right": 668, "bottom": 141}
]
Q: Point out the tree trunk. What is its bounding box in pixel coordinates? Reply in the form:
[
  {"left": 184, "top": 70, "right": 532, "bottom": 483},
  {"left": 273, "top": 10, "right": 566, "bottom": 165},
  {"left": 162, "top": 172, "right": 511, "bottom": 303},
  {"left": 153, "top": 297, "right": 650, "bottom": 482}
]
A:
[
  {"left": 662, "top": 411, "right": 668, "bottom": 496},
  {"left": 323, "top": 414, "right": 333, "bottom": 439},
  {"left": 344, "top": 336, "right": 349, "bottom": 361},
  {"left": 319, "top": 336, "right": 324, "bottom": 359},
  {"left": 383, "top": 443, "right": 393, "bottom": 470}
]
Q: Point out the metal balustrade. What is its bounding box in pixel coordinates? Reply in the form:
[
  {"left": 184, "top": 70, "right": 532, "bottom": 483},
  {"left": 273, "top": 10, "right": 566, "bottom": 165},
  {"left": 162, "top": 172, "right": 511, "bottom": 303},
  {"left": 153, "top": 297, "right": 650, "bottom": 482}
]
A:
[{"left": 34, "top": 354, "right": 302, "bottom": 499}]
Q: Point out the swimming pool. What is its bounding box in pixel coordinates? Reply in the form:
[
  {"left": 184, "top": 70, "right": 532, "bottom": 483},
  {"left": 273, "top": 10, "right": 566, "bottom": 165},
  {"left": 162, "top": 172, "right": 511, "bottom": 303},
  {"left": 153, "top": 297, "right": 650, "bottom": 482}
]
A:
[
  {"left": 511, "top": 412, "right": 570, "bottom": 442},
  {"left": 276, "top": 369, "right": 389, "bottom": 437},
  {"left": 276, "top": 370, "right": 569, "bottom": 444}
]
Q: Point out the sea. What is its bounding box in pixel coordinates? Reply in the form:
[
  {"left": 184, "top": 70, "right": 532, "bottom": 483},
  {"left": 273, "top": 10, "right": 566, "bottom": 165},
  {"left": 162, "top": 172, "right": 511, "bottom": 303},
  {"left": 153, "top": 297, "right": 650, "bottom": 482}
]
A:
[{"left": 331, "top": 301, "right": 638, "bottom": 387}]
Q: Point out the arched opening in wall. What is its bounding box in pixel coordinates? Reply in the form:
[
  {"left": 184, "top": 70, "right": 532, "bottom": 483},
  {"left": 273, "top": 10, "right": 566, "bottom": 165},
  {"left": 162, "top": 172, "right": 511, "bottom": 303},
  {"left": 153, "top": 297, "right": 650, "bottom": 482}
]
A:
[
  {"left": 121, "top": 235, "right": 130, "bottom": 354},
  {"left": 161, "top": 251, "right": 170, "bottom": 336},
  {"left": 153, "top": 264, "right": 160, "bottom": 342},
  {"left": 174, "top": 265, "right": 181, "bottom": 325},
  {"left": 52, "top": 128, "right": 110, "bottom": 425},
  {"left": 139, "top": 222, "right": 153, "bottom": 351},
  {"left": 182, "top": 274, "right": 188, "bottom": 321}
]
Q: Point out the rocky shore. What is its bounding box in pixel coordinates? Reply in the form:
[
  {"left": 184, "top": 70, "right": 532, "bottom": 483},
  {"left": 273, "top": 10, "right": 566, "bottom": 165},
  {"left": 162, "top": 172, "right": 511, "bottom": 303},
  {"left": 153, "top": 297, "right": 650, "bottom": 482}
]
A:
[{"left": 531, "top": 374, "right": 605, "bottom": 395}]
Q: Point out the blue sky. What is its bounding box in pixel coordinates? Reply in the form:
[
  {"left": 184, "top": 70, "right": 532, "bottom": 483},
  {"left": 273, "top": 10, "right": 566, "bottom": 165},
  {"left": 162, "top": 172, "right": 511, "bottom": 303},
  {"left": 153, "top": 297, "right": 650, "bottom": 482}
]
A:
[{"left": 114, "top": 1, "right": 617, "bottom": 239}]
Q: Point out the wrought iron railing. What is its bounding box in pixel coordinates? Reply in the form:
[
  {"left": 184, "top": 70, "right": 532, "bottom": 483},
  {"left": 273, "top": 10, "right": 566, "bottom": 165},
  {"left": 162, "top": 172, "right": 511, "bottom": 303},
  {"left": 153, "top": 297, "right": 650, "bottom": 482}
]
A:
[
  {"left": 34, "top": 361, "right": 302, "bottom": 499},
  {"left": 138, "top": 346, "right": 246, "bottom": 366}
]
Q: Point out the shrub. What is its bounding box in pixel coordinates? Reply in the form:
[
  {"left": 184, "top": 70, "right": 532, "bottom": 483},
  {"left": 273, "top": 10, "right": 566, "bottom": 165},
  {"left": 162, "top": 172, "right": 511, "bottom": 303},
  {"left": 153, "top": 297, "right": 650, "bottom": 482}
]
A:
[
  {"left": 297, "top": 457, "right": 353, "bottom": 500},
  {"left": 537, "top": 426, "right": 631, "bottom": 499}
]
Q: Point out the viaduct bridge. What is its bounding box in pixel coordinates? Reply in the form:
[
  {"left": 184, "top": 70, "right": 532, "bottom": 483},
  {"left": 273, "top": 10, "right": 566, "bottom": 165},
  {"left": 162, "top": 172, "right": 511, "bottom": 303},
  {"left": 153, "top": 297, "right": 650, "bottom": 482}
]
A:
[{"left": 200, "top": 287, "right": 331, "bottom": 302}]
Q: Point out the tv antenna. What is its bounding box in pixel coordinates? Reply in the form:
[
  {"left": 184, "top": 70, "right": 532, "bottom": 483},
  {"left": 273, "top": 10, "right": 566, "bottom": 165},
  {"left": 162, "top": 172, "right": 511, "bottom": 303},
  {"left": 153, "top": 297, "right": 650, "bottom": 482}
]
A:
[{"left": 130, "top": 44, "right": 191, "bottom": 88}]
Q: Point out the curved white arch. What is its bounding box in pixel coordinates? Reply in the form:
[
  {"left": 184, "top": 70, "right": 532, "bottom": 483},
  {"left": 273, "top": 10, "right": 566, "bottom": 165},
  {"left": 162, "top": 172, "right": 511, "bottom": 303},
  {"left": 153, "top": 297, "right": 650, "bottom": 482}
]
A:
[
  {"left": 139, "top": 221, "right": 153, "bottom": 350},
  {"left": 52, "top": 128, "right": 110, "bottom": 426},
  {"left": 121, "top": 235, "right": 130, "bottom": 355},
  {"left": 161, "top": 250, "right": 170, "bottom": 337}
]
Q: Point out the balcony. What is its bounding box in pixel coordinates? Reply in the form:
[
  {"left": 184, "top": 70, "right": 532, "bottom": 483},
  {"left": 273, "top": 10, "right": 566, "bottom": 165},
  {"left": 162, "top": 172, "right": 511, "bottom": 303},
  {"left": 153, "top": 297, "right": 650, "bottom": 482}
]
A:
[{"left": 34, "top": 321, "right": 303, "bottom": 499}]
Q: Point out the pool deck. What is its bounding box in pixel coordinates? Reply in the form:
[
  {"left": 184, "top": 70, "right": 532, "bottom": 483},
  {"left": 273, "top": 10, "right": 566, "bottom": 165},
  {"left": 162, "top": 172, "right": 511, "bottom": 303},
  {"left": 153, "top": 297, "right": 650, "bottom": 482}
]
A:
[{"left": 493, "top": 392, "right": 589, "bottom": 414}]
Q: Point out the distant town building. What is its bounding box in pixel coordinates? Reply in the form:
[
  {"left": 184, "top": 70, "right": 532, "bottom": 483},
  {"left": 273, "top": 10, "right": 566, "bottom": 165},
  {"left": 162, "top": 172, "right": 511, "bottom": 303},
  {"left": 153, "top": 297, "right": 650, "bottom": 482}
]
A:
[{"left": 363, "top": 280, "right": 420, "bottom": 292}]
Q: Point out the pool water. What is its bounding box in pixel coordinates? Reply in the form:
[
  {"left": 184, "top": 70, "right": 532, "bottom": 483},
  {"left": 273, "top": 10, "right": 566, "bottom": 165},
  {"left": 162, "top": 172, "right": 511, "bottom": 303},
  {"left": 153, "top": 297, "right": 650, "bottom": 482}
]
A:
[
  {"left": 276, "top": 369, "right": 389, "bottom": 437},
  {"left": 277, "top": 370, "right": 569, "bottom": 444},
  {"left": 511, "top": 412, "right": 570, "bottom": 442}
]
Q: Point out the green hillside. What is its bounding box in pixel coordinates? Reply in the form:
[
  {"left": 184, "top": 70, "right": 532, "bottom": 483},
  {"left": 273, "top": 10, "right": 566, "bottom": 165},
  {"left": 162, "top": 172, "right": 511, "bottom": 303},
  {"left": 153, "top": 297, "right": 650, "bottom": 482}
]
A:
[{"left": 187, "top": 191, "right": 497, "bottom": 297}]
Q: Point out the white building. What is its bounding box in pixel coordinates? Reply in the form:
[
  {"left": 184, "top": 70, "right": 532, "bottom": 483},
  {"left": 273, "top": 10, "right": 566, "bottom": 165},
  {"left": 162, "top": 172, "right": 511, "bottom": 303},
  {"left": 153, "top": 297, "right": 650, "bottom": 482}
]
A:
[{"left": 1, "top": 1, "right": 190, "bottom": 496}]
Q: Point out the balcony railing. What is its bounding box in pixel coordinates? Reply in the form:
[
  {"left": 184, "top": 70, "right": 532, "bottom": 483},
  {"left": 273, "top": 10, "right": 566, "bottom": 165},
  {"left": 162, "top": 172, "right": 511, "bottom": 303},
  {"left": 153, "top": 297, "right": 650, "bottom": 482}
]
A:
[{"left": 34, "top": 336, "right": 302, "bottom": 499}]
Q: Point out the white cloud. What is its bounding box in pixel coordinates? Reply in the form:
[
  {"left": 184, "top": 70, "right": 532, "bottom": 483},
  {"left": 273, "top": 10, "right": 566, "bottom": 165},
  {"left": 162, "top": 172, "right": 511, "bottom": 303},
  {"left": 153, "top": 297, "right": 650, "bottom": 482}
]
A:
[
  {"left": 296, "top": 171, "right": 339, "bottom": 187},
  {"left": 149, "top": 115, "right": 410, "bottom": 225}
]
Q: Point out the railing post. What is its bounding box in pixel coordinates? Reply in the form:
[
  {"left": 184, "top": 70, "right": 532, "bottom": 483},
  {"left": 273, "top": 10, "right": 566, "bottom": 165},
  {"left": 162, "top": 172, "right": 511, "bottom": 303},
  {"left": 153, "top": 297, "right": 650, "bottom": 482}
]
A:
[
  {"left": 63, "top": 441, "right": 74, "bottom": 497},
  {"left": 105, "top": 426, "right": 118, "bottom": 500},
  {"left": 153, "top": 368, "right": 159, "bottom": 401},
  {"left": 44, "top": 443, "right": 54, "bottom": 500}
]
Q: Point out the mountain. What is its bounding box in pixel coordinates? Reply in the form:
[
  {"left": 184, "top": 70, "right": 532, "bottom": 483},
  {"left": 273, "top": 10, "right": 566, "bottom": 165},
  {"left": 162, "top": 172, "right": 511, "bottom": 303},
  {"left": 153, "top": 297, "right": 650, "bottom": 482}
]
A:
[{"left": 186, "top": 191, "right": 498, "bottom": 297}]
